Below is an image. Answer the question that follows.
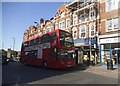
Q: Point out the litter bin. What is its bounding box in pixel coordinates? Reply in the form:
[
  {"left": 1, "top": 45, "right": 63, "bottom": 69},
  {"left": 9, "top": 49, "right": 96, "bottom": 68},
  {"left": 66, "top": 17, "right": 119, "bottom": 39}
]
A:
[{"left": 107, "top": 59, "right": 113, "bottom": 70}]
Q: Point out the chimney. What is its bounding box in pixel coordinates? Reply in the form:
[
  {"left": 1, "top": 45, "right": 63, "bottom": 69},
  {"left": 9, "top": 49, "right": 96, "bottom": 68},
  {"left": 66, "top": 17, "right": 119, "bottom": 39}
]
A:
[{"left": 40, "top": 18, "right": 44, "bottom": 28}]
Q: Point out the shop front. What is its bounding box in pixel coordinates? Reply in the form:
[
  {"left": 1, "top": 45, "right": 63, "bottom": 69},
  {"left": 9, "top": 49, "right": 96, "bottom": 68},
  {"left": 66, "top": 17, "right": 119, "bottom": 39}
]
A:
[
  {"left": 74, "top": 39, "right": 84, "bottom": 65},
  {"left": 99, "top": 37, "right": 120, "bottom": 66},
  {"left": 74, "top": 38, "right": 99, "bottom": 65}
]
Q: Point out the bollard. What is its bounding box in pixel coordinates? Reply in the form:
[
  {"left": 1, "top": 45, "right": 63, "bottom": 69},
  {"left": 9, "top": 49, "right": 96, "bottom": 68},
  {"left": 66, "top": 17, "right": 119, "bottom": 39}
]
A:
[{"left": 107, "top": 59, "right": 113, "bottom": 70}]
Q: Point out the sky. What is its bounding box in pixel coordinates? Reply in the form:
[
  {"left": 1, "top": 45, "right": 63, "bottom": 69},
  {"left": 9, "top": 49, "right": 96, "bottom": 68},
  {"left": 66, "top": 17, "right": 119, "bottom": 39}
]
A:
[
  {"left": 1, "top": 2, "right": 66, "bottom": 51},
  {"left": 0, "top": 2, "right": 2, "bottom": 51}
]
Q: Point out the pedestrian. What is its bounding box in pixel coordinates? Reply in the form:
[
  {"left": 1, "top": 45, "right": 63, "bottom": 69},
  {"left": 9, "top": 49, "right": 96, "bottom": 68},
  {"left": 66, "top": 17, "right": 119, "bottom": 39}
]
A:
[
  {"left": 83, "top": 55, "right": 87, "bottom": 65},
  {"left": 112, "top": 53, "right": 116, "bottom": 64},
  {"left": 87, "top": 56, "right": 90, "bottom": 66},
  {"left": 91, "top": 55, "right": 95, "bottom": 66}
]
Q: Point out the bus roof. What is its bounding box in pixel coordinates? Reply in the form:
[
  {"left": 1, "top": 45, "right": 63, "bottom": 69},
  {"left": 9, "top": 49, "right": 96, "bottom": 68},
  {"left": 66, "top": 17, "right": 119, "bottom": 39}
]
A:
[{"left": 23, "top": 29, "right": 71, "bottom": 43}]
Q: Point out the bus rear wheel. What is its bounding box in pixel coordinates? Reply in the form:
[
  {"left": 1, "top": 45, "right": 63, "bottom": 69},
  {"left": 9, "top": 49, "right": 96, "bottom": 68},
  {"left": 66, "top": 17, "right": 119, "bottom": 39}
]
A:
[{"left": 42, "top": 61, "right": 47, "bottom": 69}]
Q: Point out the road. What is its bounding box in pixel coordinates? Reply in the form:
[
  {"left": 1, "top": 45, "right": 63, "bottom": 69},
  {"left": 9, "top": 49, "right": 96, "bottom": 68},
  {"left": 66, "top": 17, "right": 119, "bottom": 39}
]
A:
[
  {"left": 2, "top": 62, "right": 118, "bottom": 85},
  {"left": 118, "top": 64, "right": 120, "bottom": 86}
]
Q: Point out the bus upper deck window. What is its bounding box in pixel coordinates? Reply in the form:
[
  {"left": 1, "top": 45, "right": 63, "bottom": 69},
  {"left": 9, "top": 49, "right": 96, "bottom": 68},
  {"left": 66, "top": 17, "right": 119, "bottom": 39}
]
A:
[
  {"left": 24, "top": 42, "right": 29, "bottom": 46},
  {"left": 30, "top": 40, "right": 34, "bottom": 46},
  {"left": 51, "top": 32, "right": 57, "bottom": 40},
  {"left": 41, "top": 33, "right": 52, "bottom": 43},
  {"left": 35, "top": 38, "right": 41, "bottom": 44}
]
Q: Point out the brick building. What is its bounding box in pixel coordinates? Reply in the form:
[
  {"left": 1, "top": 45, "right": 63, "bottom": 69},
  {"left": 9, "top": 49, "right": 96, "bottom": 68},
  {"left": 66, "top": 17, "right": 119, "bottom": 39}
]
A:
[
  {"left": 54, "top": 4, "right": 72, "bottom": 32},
  {"left": 23, "top": 19, "right": 45, "bottom": 42},
  {"left": 99, "top": 0, "right": 120, "bottom": 65},
  {"left": 23, "top": 25, "right": 36, "bottom": 42},
  {"left": 28, "top": 25, "right": 36, "bottom": 39},
  {"left": 53, "top": 4, "right": 84, "bottom": 64},
  {"left": 22, "top": 0, "right": 120, "bottom": 65},
  {"left": 66, "top": 0, "right": 120, "bottom": 65},
  {"left": 23, "top": 30, "right": 29, "bottom": 41},
  {"left": 44, "top": 20, "right": 54, "bottom": 33},
  {"left": 67, "top": 0, "right": 101, "bottom": 64}
]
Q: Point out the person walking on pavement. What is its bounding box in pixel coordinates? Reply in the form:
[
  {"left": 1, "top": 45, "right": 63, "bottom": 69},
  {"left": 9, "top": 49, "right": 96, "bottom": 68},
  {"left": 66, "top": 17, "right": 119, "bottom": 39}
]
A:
[
  {"left": 91, "top": 55, "right": 95, "bottom": 66},
  {"left": 83, "top": 55, "right": 87, "bottom": 65},
  {"left": 86, "top": 52, "right": 90, "bottom": 66}
]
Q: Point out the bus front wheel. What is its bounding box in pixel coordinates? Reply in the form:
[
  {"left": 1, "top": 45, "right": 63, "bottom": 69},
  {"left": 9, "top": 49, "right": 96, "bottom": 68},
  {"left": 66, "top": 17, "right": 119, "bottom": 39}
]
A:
[{"left": 42, "top": 61, "right": 47, "bottom": 69}]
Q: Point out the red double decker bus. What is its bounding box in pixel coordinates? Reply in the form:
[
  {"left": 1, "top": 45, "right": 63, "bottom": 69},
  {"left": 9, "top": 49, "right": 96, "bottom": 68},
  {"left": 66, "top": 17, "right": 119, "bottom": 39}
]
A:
[{"left": 20, "top": 29, "right": 76, "bottom": 68}]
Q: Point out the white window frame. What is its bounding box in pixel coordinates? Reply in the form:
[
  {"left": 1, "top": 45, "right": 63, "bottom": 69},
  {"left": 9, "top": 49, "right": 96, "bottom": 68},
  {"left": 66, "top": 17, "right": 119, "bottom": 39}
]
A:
[
  {"left": 114, "top": 0, "right": 118, "bottom": 10},
  {"left": 66, "top": 19, "right": 70, "bottom": 28},
  {"left": 73, "top": 15, "right": 78, "bottom": 26},
  {"left": 61, "top": 11, "right": 65, "bottom": 18},
  {"left": 51, "top": 26, "right": 54, "bottom": 31},
  {"left": 55, "top": 23, "right": 58, "bottom": 30},
  {"left": 80, "top": 13, "right": 86, "bottom": 22},
  {"left": 107, "top": 19, "right": 112, "bottom": 31},
  {"left": 72, "top": 27, "right": 78, "bottom": 39},
  {"left": 30, "top": 30, "right": 33, "bottom": 33},
  {"left": 113, "top": 17, "right": 118, "bottom": 29},
  {"left": 79, "top": 25, "right": 86, "bottom": 38},
  {"left": 38, "top": 30, "right": 40, "bottom": 32},
  {"left": 106, "top": 18, "right": 119, "bottom": 32},
  {"left": 89, "top": 6, "right": 96, "bottom": 20},
  {"left": 106, "top": 0, "right": 112, "bottom": 12},
  {"left": 90, "top": 25, "right": 95, "bottom": 37},
  {"left": 59, "top": 22, "right": 62, "bottom": 29},
  {"left": 106, "top": 0, "right": 119, "bottom": 12},
  {"left": 43, "top": 29, "right": 46, "bottom": 34},
  {"left": 46, "top": 26, "right": 51, "bottom": 33},
  {"left": 59, "top": 20, "right": 65, "bottom": 30},
  {"left": 89, "top": 23, "right": 96, "bottom": 37}
]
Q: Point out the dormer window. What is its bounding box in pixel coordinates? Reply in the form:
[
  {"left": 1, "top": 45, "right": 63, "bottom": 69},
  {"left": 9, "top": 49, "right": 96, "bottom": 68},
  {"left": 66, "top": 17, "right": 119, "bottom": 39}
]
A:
[
  {"left": 51, "top": 26, "right": 54, "bottom": 31},
  {"left": 31, "top": 30, "right": 32, "bottom": 33},
  {"left": 61, "top": 11, "right": 65, "bottom": 18},
  {"left": 38, "top": 30, "right": 40, "bottom": 32},
  {"left": 46, "top": 26, "right": 51, "bottom": 33}
]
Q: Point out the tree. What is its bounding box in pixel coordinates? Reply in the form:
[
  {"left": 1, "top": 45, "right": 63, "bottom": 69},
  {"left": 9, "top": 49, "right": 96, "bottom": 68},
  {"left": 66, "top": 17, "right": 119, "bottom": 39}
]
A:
[
  {"left": 0, "top": 49, "right": 7, "bottom": 57},
  {"left": 10, "top": 50, "right": 18, "bottom": 57}
]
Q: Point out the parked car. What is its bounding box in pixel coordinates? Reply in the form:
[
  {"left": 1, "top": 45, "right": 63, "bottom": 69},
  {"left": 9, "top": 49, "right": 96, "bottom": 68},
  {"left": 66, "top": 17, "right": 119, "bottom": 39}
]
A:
[
  {"left": 8, "top": 57, "right": 14, "bottom": 62},
  {"left": 2, "top": 56, "right": 9, "bottom": 65}
]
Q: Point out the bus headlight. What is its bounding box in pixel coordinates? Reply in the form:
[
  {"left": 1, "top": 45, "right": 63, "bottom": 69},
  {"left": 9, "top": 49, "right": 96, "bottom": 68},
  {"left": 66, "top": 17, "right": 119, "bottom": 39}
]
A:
[
  {"left": 7, "top": 59, "right": 9, "bottom": 62},
  {"left": 73, "top": 53, "right": 76, "bottom": 58}
]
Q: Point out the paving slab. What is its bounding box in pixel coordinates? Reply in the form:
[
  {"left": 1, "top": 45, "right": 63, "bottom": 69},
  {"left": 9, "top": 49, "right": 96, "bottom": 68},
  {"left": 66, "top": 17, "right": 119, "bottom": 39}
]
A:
[{"left": 84, "top": 65, "right": 118, "bottom": 78}]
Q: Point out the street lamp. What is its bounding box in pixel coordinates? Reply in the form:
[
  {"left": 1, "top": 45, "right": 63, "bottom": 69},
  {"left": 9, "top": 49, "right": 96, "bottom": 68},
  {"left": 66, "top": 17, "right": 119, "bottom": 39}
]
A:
[
  {"left": 89, "top": 36, "right": 92, "bottom": 65},
  {"left": 12, "top": 37, "right": 15, "bottom": 51}
]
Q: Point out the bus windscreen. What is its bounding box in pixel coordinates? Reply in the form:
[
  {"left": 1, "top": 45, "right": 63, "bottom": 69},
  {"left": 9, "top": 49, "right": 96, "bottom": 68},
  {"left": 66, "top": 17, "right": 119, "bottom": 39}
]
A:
[{"left": 60, "top": 31, "right": 74, "bottom": 48}]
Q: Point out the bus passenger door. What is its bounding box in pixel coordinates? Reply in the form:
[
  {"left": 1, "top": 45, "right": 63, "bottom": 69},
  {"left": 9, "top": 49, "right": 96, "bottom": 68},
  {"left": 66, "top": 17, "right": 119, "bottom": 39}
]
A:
[
  {"left": 38, "top": 47, "right": 42, "bottom": 59},
  {"left": 36, "top": 46, "right": 43, "bottom": 66}
]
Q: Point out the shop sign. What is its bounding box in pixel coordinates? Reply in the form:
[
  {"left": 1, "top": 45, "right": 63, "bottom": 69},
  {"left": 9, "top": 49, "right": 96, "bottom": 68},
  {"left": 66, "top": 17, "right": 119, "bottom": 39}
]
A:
[
  {"left": 74, "top": 39, "right": 84, "bottom": 44},
  {"left": 84, "top": 38, "right": 89, "bottom": 45},
  {"left": 100, "top": 37, "right": 120, "bottom": 44}
]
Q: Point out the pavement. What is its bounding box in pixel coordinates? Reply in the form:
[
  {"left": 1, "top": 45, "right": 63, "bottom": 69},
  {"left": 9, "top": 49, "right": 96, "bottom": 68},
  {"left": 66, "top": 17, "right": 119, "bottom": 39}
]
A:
[
  {"left": 82, "top": 65, "right": 118, "bottom": 78},
  {"left": 3, "top": 62, "right": 118, "bottom": 85}
]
